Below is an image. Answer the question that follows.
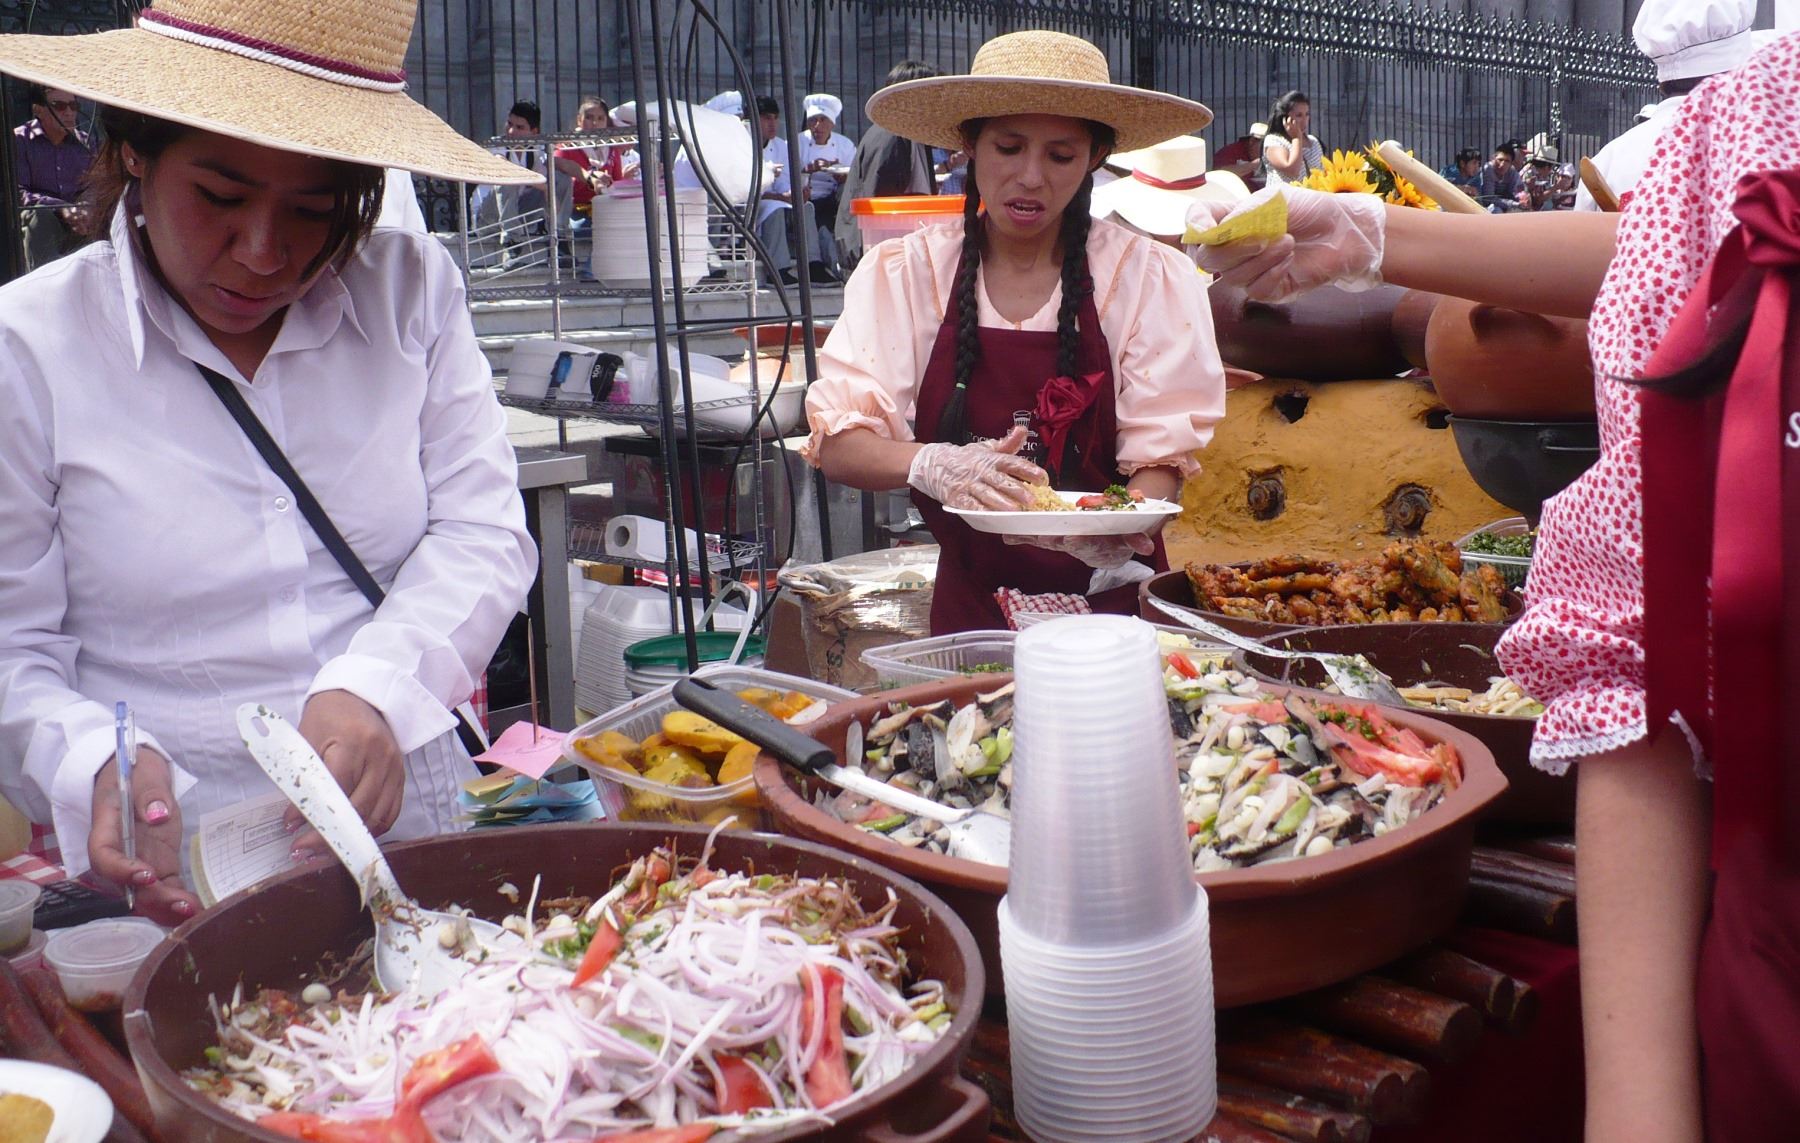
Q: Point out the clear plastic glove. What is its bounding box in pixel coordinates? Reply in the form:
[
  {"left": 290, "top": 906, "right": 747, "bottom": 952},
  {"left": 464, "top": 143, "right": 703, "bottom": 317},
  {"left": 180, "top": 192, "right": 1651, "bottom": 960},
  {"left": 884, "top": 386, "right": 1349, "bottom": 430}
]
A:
[
  {"left": 907, "top": 426, "right": 1047, "bottom": 511},
  {"left": 1187, "top": 185, "right": 1386, "bottom": 303},
  {"left": 1003, "top": 531, "right": 1154, "bottom": 569}
]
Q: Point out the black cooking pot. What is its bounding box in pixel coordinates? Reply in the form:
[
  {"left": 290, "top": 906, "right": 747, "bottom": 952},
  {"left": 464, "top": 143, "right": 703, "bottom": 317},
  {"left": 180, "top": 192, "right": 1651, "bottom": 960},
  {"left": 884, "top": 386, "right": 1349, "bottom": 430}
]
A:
[{"left": 1447, "top": 416, "right": 1599, "bottom": 524}]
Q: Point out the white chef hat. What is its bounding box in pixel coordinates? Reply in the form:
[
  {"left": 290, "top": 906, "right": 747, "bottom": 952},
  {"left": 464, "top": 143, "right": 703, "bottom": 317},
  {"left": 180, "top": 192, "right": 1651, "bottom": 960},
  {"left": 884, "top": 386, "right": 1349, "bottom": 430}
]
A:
[
  {"left": 1633, "top": 0, "right": 1755, "bottom": 83},
  {"left": 705, "top": 90, "right": 744, "bottom": 118},
  {"left": 802, "top": 93, "right": 843, "bottom": 125}
]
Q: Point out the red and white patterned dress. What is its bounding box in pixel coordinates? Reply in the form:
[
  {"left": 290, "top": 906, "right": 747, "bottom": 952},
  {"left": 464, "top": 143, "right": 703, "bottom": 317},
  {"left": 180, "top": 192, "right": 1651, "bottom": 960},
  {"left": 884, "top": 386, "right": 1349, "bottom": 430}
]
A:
[{"left": 1497, "top": 33, "right": 1800, "bottom": 773}]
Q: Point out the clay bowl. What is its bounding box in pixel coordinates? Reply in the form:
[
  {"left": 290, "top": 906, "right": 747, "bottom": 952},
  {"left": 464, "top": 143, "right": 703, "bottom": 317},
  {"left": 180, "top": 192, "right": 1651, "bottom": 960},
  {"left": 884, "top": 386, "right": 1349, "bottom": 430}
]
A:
[
  {"left": 1424, "top": 298, "right": 1594, "bottom": 420},
  {"left": 1209, "top": 282, "right": 1410, "bottom": 381},
  {"left": 124, "top": 824, "right": 990, "bottom": 1143},
  {"left": 1239, "top": 624, "right": 1573, "bottom": 825},
  {"left": 1391, "top": 289, "right": 1442, "bottom": 371},
  {"left": 756, "top": 677, "right": 1507, "bottom": 1008},
  {"left": 1139, "top": 567, "right": 1520, "bottom": 640}
]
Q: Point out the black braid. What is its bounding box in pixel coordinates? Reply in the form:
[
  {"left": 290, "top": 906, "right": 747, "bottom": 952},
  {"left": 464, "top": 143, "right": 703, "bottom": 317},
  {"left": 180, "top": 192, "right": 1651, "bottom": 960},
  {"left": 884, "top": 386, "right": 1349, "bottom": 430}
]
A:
[
  {"left": 937, "top": 157, "right": 984, "bottom": 446},
  {"left": 1054, "top": 174, "right": 1096, "bottom": 382}
]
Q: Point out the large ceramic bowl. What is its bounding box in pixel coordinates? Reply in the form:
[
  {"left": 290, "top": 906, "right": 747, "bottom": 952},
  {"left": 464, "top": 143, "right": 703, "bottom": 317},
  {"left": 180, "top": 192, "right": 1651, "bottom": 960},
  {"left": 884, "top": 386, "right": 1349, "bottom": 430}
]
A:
[
  {"left": 756, "top": 677, "right": 1507, "bottom": 1008},
  {"left": 123, "top": 824, "right": 990, "bottom": 1143},
  {"left": 1239, "top": 624, "right": 1572, "bottom": 825}
]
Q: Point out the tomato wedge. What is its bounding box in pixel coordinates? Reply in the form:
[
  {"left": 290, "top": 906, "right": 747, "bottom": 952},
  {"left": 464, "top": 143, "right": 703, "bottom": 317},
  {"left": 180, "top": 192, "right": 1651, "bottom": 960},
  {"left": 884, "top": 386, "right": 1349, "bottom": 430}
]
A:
[
  {"left": 256, "top": 1112, "right": 400, "bottom": 1143},
  {"left": 798, "top": 964, "right": 853, "bottom": 1108},
  {"left": 583, "top": 1127, "right": 719, "bottom": 1143},
  {"left": 1167, "top": 652, "right": 1199, "bottom": 679},
  {"left": 572, "top": 919, "right": 624, "bottom": 988},
  {"left": 397, "top": 1033, "right": 500, "bottom": 1109},
  {"left": 622, "top": 853, "right": 672, "bottom": 912},
  {"left": 714, "top": 1054, "right": 774, "bottom": 1114}
]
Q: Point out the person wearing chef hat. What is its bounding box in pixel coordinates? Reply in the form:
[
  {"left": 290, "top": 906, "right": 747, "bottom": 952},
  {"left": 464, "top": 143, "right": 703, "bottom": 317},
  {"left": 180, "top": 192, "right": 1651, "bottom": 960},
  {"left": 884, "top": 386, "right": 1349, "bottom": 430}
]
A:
[
  {"left": 1573, "top": 0, "right": 1755, "bottom": 211},
  {"left": 1089, "top": 135, "right": 1249, "bottom": 246},
  {"left": 797, "top": 92, "right": 855, "bottom": 281},
  {"left": 803, "top": 29, "right": 1226, "bottom": 634},
  {"left": 0, "top": 0, "right": 538, "bottom": 926}
]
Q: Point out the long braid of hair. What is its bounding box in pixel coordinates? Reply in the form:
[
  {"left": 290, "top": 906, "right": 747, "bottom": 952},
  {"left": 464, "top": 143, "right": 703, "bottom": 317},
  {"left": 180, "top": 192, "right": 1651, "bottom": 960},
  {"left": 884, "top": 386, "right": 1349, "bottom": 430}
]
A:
[
  {"left": 937, "top": 159, "right": 984, "bottom": 445},
  {"left": 1050, "top": 172, "right": 1097, "bottom": 475}
]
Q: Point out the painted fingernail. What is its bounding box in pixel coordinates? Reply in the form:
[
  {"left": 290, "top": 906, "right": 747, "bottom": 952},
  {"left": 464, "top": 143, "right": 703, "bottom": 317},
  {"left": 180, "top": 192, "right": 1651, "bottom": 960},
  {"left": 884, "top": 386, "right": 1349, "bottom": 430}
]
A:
[
  {"left": 143, "top": 800, "right": 171, "bottom": 824},
  {"left": 174, "top": 900, "right": 195, "bottom": 916},
  {"left": 285, "top": 818, "right": 304, "bottom": 834},
  {"left": 131, "top": 869, "right": 156, "bottom": 886}
]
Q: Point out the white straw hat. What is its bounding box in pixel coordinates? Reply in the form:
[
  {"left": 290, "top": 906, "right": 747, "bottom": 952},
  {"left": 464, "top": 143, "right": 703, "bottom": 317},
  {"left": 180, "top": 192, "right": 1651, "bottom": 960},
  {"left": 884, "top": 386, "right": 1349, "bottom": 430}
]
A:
[
  {"left": 1090, "top": 135, "right": 1249, "bottom": 237},
  {"left": 0, "top": 0, "right": 537, "bottom": 185},
  {"left": 867, "top": 29, "right": 1211, "bottom": 153}
]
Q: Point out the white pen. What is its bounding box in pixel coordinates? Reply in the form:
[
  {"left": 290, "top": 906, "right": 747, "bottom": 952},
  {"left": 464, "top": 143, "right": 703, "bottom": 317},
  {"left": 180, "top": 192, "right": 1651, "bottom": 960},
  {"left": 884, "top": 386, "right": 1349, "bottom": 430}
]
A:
[{"left": 114, "top": 701, "right": 136, "bottom": 910}]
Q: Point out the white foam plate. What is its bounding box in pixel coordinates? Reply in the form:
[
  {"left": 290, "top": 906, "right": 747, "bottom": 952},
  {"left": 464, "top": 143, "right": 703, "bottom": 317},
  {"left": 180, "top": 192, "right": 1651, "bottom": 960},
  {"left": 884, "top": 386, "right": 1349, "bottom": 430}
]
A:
[
  {"left": 0, "top": 1059, "right": 113, "bottom": 1143},
  {"left": 946, "top": 489, "right": 1181, "bottom": 536}
]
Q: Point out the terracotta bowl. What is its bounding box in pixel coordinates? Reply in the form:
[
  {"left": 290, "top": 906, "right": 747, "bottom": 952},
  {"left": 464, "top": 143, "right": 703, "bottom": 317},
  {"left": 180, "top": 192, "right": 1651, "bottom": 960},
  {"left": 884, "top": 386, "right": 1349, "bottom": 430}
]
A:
[
  {"left": 756, "top": 678, "right": 1507, "bottom": 1008},
  {"left": 123, "top": 824, "right": 991, "bottom": 1143},
  {"left": 1210, "top": 282, "right": 1410, "bottom": 382},
  {"left": 1239, "top": 624, "right": 1573, "bottom": 825},
  {"left": 1424, "top": 298, "right": 1594, "bottom": 420},
  {"left": 1139, "top": 568, "right": 1519, "bottom": 639}
]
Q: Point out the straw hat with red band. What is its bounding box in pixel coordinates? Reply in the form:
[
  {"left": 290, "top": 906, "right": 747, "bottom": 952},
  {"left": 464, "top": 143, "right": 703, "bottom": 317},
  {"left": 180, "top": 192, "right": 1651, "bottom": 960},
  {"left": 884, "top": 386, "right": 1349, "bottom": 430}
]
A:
[
  {"left": 0, "top": 0, "right": 539, "bottom": 186},
  {"left": 1090, "top": 135, "right": 1249, "bottom": 238},
  {"left": 866, "top": 29, "right": 1211, "bottom": 155}
]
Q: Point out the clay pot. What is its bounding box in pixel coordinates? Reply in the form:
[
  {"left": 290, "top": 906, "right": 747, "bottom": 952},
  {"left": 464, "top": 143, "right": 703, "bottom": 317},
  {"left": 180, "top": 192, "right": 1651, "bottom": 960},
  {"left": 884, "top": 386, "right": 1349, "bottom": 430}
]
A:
[
  {"left": 1391, "top": 289, "right": 1442, "bottom": 371},
  {"left": 1210, "top": 282, "right": 1409, "bottom": 381},
  {"left": 1424, "top": 298, "right": 1595, "bottom": 420}
]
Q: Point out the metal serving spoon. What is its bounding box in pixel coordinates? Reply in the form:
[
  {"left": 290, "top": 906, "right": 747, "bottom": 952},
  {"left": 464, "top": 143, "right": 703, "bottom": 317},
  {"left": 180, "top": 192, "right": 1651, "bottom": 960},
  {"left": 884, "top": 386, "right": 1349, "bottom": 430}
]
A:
[
  {"left": 237, "top": 704, "right": 518, "bottom": 996},
  {"left": 1147, "top": 597, "right": 1411, "bottom": 707},
  {"left": 671, "top": 679, "right": 1012, "bottom": 866}
]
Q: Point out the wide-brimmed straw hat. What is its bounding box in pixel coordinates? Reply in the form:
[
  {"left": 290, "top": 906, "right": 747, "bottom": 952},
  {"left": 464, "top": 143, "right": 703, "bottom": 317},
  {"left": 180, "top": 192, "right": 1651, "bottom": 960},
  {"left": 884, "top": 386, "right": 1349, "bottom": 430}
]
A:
[
  {"left": 867, "top": 30, "right": 1211, "bottom": 154},
  {"left": 1090, "top": 136, "right": 1249, "bottom": 238},
  {"left": 0, "top": 0, "right": 537, "bottom": 185}
]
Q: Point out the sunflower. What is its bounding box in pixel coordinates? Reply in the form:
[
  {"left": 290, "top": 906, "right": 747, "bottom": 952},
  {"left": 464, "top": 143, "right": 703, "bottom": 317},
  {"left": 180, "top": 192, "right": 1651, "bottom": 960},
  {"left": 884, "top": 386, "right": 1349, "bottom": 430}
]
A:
[
  {"left": 1386, "top": 173, "right": 1438, "bottom": 211},
  {"left": 1300, "top": 149, "right": 1376, "bottom": 195}
]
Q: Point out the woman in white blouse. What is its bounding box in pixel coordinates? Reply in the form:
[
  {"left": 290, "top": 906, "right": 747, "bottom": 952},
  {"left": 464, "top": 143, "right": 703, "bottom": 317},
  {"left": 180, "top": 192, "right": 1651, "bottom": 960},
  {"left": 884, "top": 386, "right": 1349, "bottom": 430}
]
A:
[
  {"left": 803, "top": 30, "right": 1226, "bottom": 633},
  {"left": 1261, "top": 90, "right": 1324, "bottom": 185},
  {"left": 0, "top": 0, "right": 539, "bottom": 925}
]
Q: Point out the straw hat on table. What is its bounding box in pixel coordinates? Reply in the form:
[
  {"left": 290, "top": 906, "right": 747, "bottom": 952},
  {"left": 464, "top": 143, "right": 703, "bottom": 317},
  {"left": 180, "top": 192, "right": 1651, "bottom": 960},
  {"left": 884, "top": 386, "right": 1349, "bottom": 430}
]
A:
[
  {"left": 1091, "top": 135, "right": 1249, "bottom": 238},
  {"left": 867, "top": 29, "right": 1211, "bottom": 155},
  {"left": 0, "top": 0, "right": 537, "bottom": 185}
]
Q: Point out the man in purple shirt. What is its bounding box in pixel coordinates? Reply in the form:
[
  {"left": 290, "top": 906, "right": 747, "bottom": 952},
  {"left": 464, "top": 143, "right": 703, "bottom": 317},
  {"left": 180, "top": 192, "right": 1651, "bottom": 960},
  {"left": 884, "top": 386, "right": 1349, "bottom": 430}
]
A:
[{"left": 13, "top": 84, "right": 95, "bottom": 269}]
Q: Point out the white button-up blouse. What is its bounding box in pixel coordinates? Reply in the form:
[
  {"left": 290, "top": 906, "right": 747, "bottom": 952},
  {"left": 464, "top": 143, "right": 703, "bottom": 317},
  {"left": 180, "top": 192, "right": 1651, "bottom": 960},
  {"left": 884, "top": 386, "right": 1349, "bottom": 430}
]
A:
[{"left": 0, "top": 205, "right": 537, "bottom": 876}]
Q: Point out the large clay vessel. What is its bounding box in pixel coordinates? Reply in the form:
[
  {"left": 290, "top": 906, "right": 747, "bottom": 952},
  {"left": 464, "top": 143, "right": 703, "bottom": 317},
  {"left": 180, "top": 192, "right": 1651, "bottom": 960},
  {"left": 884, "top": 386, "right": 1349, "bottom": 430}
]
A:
[
  {"left": 1390, "top": 289, "right": 1442, "bottom": 371},
  {"left": 1424, "top": 297, "right": 1595, "bottom": 420},
  {"left": 1209, "top": 281, "right": 1409, "bottom": 381}
]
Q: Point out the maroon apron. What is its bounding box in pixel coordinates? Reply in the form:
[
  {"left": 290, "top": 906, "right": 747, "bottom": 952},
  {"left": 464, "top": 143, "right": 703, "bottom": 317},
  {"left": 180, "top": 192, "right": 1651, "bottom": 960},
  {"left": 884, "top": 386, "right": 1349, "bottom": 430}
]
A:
[
  {"left": 1637, "top": 171, "right": 1800, "bottom": 1137},
  {"left": 911, "top": 284, "right": 1166, "bottom": 634}
]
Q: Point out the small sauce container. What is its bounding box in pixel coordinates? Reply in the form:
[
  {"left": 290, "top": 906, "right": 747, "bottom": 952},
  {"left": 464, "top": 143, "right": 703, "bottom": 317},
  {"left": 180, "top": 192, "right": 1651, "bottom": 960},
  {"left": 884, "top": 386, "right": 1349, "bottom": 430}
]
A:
[
  {"left": 0, "top": 879, "right": 41, "bottom": 955},
  {"left": 43, "top": 917, "right": 166, "bottom": 1011},
  {"left": 5, "top": 927, "right": 47, "bottom": 974}
]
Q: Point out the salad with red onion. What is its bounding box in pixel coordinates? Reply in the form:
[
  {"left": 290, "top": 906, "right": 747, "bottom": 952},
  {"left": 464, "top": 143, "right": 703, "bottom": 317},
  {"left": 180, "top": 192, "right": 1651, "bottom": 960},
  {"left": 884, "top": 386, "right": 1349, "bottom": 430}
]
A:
[{"left": 188, "top": 835, "right": 952, "bottom": 1141}]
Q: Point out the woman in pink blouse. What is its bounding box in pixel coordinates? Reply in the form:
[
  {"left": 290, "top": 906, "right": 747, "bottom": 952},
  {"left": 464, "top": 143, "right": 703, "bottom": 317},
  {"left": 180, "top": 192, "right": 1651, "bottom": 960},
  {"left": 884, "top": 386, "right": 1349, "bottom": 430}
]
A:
[
  {"left": 802, "top": 30, "right": 1225, "bottom": 633},
  {"left": 1190, "top": 34, "right": 1800, "bottom": 1142}
]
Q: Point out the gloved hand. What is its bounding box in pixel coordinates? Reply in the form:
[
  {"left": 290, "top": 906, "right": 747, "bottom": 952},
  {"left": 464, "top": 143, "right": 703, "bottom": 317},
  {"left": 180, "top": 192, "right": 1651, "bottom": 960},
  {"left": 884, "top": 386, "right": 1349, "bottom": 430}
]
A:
[
  {"left": 1187, "top": 185, "right": 1386, "bottom": 303},
  {"left": 907, "top": 426, "right": 1046, "bottom": 511},
  {"left": 1003, "top": 531, "right": 1155, "bottom": 569}
]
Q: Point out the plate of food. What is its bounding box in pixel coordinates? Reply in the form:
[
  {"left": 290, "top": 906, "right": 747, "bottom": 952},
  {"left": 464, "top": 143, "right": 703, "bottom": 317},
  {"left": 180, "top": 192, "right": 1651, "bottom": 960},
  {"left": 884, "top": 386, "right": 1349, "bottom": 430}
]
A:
[
  {"left": 946, "top": 484, "right": 1181, "bottom": 536},
  {"left": 0, "top": 1059, "right": 113, "bottom": 1143}
]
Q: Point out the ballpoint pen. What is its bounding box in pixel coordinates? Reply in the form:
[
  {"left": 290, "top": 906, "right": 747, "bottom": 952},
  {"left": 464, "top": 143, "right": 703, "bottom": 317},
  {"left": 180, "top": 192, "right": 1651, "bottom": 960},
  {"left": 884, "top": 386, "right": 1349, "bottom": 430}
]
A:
[{"left": 114, "top": 701, "right": 136, "bottom": 911}]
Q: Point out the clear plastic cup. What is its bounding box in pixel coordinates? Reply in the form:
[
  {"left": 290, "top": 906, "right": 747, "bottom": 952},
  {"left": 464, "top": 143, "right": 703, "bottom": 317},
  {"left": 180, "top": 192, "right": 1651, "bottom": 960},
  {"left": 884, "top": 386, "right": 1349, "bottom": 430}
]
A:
[
  {"left": 43, "top": 917, "right": 166, "bottom": 1012},
  {"left": 0, "top": 880, "right": 41, "bottom": 956},
  {"left": 1013, "top": 1073, "right": 1216, "bottom": 1143},
  {"left": 1007, "top": 616, "right": 1197, "bottom": 944}
]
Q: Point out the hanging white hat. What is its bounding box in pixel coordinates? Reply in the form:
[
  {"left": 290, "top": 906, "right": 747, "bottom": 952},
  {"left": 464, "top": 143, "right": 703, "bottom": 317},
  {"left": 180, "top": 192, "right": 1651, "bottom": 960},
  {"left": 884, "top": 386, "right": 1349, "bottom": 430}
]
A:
[
  {"left": 802, "top": 93, "right": 843, "bottom": 125},
  {"left": 1089, "top": 135, "right": 1249, "bottom": 238},
  {"left": 1632, "top": 0, "right": 1755, "bottom": 83},
  {"left": 705, "top": 90, "right": 744, "bottom": 118}
]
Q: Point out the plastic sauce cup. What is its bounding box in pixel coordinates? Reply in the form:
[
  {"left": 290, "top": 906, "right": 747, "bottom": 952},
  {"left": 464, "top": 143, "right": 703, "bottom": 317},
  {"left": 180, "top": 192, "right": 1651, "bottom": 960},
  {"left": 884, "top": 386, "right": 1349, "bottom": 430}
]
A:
[
  {"left": 0, "top": 880, "right": 42, "bottom": 955},
  {"left": 43, "top": 917, "right": 166, "bottom": 1011}
]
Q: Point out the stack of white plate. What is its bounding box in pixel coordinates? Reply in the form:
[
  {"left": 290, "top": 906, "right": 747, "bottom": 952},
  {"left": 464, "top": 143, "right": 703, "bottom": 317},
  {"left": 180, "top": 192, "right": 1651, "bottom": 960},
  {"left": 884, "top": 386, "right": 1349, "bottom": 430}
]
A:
[
  {"left": 573, "top": 584, "right": 749, "bottom": 720},
  {"left": 589, "top": 186, "right": 712, "bottom": 288}
]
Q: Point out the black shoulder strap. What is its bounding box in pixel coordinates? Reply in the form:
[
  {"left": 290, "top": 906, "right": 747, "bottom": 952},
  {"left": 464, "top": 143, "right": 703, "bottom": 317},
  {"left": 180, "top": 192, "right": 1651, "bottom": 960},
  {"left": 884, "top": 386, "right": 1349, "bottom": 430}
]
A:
[
  {"left": 197, "top": 363, "right": 489, "bottom": 755},
  {"left": 196, "top": 363, "right": 386, "bottom": 610}
]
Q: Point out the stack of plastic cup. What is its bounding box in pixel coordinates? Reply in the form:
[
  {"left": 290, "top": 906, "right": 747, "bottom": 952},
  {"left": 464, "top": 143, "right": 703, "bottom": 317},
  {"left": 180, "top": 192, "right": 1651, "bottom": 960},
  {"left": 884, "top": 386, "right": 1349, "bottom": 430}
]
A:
[{"left": 1001, "top": 615, "right": 1216, "bottom": 1142}]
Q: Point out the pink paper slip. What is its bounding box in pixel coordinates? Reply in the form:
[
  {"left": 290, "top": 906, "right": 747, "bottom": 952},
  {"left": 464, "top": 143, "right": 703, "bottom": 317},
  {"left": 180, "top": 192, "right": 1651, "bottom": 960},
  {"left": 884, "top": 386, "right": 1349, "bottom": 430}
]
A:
[{"left": 474, "top": 722, "right": 569, "bottom": 780}]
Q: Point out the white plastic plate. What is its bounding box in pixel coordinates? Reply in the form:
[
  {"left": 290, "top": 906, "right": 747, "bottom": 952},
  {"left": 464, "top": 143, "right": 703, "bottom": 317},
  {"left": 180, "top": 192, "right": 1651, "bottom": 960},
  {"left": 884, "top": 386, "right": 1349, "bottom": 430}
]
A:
[
  {"left": 0, "top": 1059, "right": 113, "bottom": 1143},
  {"left": 945, "top": 489, "right": 1181, "bottom": 536}
]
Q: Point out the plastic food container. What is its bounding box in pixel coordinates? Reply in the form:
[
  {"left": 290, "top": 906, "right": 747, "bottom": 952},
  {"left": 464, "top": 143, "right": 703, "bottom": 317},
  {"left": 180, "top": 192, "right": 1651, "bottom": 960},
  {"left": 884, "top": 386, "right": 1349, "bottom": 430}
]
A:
[
  {"left": 1457, "top": 516, "right": 1533, "bottom": 590},
  {"left": 0, "top": 880, "right": 41, "bottom": 956},
  {"left": 860, "top": 631, "right": 1018, "bottom": 688},
  {"left": 564, "top": 664, "right": 855, "bottom": 828},
  {"left": 851, "top": 195, "right": 967, "bottom": 250},
  {"left": 6, "top": 928, "right": 48, "bottom": 974},
  {"left": 44, "top": 917, "right": 166, "bottom": 1011},
  {"left": 622, "top": 630, "right": 767, "bottom": 698}
]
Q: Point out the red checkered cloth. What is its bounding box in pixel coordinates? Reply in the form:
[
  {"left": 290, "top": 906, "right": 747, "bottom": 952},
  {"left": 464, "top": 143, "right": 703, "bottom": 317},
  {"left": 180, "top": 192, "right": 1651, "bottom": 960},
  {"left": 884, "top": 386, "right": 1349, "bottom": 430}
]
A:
[
  {"left": 995, "top": 588, "right": 1092, "bottom": 630},
  {"left": 2, "top": 824, "right": 65, "bottom": 883},
  {"left": 470, "top": 672, "right": 489, "bottom": 735}
]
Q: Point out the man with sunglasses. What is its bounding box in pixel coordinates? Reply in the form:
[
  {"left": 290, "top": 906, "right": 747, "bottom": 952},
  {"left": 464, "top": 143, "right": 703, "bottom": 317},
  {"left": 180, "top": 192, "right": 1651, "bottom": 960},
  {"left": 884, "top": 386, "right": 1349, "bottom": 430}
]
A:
[{"left": 12, "top": 84, "right": 95, "bottom": 269}]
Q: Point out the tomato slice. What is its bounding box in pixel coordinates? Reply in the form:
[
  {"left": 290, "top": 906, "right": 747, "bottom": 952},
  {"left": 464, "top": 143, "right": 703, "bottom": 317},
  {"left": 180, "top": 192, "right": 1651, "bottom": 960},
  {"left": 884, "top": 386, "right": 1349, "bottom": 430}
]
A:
[
  {"left": 397, "top": 1033, "right": 500, "bottom": 1109},
  {"left": 798, "top": 964, "right": 854, "bottom": 1108},
  {"left": 583, "top": 1127, "right": 720, "bottom": 1143},
  {"left": 714, "top": 1054, "right": 774, "bottom": 1114},
  {"left": 1167, "top": 652, "right": 1199, "bottom": 679},
  {"left": 571, "top": 919, "right": 624, "bottom": 988},
  {"left": 1075, "top": 494, "right": 1108, "bottom": 509},
  {"left": 622, "top": 854, "right": 672, "bottom": 912},
  {"left": 255, "top": 1112, "right": 397, "bottom": 1143}
]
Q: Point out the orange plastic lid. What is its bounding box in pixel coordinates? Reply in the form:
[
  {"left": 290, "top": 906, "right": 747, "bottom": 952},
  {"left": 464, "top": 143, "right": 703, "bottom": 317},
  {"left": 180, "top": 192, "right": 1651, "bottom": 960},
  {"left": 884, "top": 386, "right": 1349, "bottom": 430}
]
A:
[{"left": 850, "top": 195, "right": 967, "bottom": 216}]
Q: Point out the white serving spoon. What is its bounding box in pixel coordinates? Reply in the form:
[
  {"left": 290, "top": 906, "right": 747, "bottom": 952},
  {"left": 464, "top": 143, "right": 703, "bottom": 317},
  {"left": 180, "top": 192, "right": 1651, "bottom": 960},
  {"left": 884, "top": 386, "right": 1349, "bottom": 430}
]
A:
[{"left": 236, "top": 703, "right": 518, "bottom": 996}]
